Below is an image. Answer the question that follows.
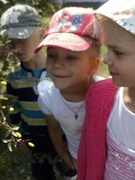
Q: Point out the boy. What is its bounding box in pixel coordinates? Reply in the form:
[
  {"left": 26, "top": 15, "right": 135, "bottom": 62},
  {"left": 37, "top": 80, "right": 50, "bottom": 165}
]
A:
[{"left": 0, "top": 4, "right": 56, "bottom": 180}]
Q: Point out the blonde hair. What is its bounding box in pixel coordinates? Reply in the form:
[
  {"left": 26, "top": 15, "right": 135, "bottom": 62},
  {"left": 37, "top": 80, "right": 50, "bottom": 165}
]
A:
[
  {"left": 85, "top": 39, "right": 101, "bottom": 61},
  {"left": 91, "top": 39, "right": 101, "bottom": 58}
]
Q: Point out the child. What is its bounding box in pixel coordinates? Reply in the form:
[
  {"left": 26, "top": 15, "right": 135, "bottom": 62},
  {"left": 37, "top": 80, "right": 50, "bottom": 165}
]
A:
[
  {"left": 0, "top": 4, "right": 57, "bottom": 180},
  {"left": 78, "top": 0, "right": 135, "bottom": 179},
  {"left": 35, "top": 6, "right": 103, "bottom": 175}
]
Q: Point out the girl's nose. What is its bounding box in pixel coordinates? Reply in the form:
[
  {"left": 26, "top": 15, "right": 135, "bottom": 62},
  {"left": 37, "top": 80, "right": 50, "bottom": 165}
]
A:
[
  {"left": 103, "top": 52, "right": 113, "bottom": 66},
  {"left": 54, "top": 58, "right": 64, "bottom": 69}
]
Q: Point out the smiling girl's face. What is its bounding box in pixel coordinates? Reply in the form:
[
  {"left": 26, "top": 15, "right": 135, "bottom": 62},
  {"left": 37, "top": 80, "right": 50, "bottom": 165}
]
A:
[{"left": 46, "top": 46, "right": 99, "bottom": 96}]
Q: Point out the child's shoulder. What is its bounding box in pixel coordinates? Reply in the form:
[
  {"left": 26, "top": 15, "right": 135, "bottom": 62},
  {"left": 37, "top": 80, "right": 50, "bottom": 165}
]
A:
[
  {"left": 87, "top": 78, "right": 118, "bottom": 99},
  {"left": 38, "top": 79, "right": 53, "bottom": 92},
  {"left": 37, "top": 80, "right": 58, "bottom": 97},
  {"left": 93, "top": 75, "right": 105, "bottom": 82},
  {"left": 93, "top": 77, "right": 116, "bottom": 89},
  {"left": 7, "top": 62, "right": 23, "bottom": 80},
  {"left": 85, "top": 78, "right": 118, "bottom": 112}
]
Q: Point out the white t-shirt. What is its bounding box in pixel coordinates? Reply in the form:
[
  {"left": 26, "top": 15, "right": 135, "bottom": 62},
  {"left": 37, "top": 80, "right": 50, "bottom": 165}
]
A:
[
  {"left": 105, "top": 87, "right": 135, "bottom": 179},
  {"left": 108, "top": 87, "right": 135, "bottom": 151},
  {"left": 38, "top": 75, "right": 103, "bottom": 159}
]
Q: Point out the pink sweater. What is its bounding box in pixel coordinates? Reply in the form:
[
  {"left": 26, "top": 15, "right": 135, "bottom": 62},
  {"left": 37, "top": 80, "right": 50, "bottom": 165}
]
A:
[{"left": 77, "top": 78, "right": 118, "bottom": 180}]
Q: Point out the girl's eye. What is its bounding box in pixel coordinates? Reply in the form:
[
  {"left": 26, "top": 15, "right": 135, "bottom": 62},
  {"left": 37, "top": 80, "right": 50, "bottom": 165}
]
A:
[
  {"left": 113, "top": 50, "right": 124, "bottom": 56},
  {"left": 47, "top": 53, "right": 56, "bottom": 59},
  {"left": 67, "top": 55, "right": 78, "bottom": 60}
]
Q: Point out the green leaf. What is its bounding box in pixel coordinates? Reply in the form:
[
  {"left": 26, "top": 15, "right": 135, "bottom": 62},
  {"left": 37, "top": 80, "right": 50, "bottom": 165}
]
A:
[
  {"left": 12, "top": 131, "right": 17, "bottom": 137},
  {"left": 13, "top": 140, "right": 18, "bottom": 149},
  {"left": 3, "top": 139, "right": 11, "bottom": 143},
  {"left": 5, "top": 130, "right": 11, "bottom": 138},
  {"left": 8, "top": 141, "right": 13, "bottom": 152}
]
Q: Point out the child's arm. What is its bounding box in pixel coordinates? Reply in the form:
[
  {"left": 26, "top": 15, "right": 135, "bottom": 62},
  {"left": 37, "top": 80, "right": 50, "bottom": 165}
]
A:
[{"left": 45, "top": 115, "right": 75, "bottom": 169}]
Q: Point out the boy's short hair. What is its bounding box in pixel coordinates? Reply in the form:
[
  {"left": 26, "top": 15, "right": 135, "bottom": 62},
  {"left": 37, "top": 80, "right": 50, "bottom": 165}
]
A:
[
  {"left": 0, "top": 4, "right": 42, "bottom": 39},
  {"left": 35, "top": 7, "right": 103, "bottom": 53}
]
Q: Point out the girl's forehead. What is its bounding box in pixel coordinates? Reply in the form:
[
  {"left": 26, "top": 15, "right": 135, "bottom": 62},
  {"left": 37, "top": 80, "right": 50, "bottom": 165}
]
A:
[
  {"left": 47, "top": 46, "right": 81, "bottom": 55},
  {"left": 103, "top": 19, "right": 135, "bottom": 42}
]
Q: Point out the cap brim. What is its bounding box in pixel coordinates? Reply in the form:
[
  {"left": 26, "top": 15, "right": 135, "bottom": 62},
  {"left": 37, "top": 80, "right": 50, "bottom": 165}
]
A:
[
  {"left": 1, "top": 26, "right": 34, "bottom": 39},
  {"left": 35, "top": 33, "right": 92, "bottom": 53},
  {"left": 95, "top": 0, "right": 135, "bottom": 32}
]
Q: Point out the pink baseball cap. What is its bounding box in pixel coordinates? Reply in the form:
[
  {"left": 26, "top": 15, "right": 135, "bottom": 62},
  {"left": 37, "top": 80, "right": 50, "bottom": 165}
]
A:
[{"left": 35, "top": 7, "right": 103, "bottom": 53}]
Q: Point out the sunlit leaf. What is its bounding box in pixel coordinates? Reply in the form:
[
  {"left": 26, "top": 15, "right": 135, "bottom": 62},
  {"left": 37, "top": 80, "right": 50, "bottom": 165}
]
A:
[
  {"left": 15, "top": 132, "right": 22, "bottom": 138},
  {"left": 28, "top": 142, "right": 35, "bottom": 147},
  {"left": 13, "top": 140, "right": 18, "bottom": 149},
  {"left": 8, "top": 141, "right": 12, "bottom": 152},
  {"left": 3, "top": 139, "right": 11, "bottom": 143},
  {"left": 9, "top": 107, "right": 14, "bottom": 112},
  {"left": 5, "top": 130, "right": 11, "bottom": 138},
  {"left": 0, "top": 96, "right": 8, "bottom": 100},
  {"left": 12, "top": 131, "right": 17, "bottom": 137},
  {"left": 1, "top": 106, "right": 6, "bottom": 109},
  {"left": 0, "top": 81, "right": 7, "bottom": 85}
]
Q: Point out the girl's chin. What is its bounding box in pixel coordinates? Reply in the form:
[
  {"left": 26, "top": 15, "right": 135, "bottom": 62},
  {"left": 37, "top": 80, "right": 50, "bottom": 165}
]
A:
[
  {"left": 112, "top": 79, "right": 123, "bottom": 87},
  {"left": 54, "top": 83, "right": 68, "bottom": 90}
]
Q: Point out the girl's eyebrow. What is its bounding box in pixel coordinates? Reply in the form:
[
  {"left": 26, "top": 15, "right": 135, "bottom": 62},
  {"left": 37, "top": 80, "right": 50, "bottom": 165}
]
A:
[{"left": 105, "top": 44, "right": 122, "bottom": 50}]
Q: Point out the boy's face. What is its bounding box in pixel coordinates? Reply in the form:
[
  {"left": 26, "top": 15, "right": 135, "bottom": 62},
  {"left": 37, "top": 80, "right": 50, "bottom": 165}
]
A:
[
  {"left": 9, "top": 28, "right": 42, "bottom": 62},
  {"left": 103, "top": 20, "right": 135, "bottom": 87},
  {"left": 46, "top": 46, "right": 99, "bottom": 92}
]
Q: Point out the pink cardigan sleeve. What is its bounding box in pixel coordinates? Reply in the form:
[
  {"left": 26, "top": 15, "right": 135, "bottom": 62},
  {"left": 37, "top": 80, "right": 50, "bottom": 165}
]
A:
[{"left": 77, "top": 78, "right": 117, "bottom": 180}]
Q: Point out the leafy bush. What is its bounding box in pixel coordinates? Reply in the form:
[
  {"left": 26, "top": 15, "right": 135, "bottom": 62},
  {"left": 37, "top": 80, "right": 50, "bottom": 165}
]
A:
[
  {"left": 0, "top": 38, "right": 33, "bottom": 178},
  {"left": 0, "top": 1, "right": 63, "bottom": 179}
]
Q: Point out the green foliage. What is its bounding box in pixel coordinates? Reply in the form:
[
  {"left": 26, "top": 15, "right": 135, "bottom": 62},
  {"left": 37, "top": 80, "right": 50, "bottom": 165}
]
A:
[
  {"left": 0, "top": 98, "right": 33, "bottom": 179},
  {"left": 97, "top": 45, "right": 109, "bottom": 77},
  {"left": 0, "top": 142, "right": 33, "bottom": 180},
  {"left": 0, "top": 66, "right": 33, "bottom": 179},
  {"left": 0, "top": 39, "right": 18, "bottom": 79},
  {"left": 0, "top": 0, "right": 62, "bottom": 17}
]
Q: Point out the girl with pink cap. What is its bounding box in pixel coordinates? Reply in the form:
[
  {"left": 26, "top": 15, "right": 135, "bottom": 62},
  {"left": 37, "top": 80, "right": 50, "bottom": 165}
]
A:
[{"left": 35, "top": 6, "right": 103, "bottom": 179}]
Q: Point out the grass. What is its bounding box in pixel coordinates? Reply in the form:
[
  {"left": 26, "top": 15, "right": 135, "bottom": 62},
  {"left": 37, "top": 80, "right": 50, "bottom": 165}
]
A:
[
  {"left": 97, "top": 61, "right": 109, "bottom": 78},
  {"left": 97, "top": 45, "right": 109, "bottom": 77},
  {"left": 42, "top": 17, "right": 50, "bottom": 28}
]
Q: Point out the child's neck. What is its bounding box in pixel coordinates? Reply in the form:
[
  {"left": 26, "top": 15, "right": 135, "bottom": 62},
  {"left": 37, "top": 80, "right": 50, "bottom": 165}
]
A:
[
  {"left": 61, "top": 92, "right": 86, "bottom": 102},
  {"left": 60, "top": 77, "right": 94, "bottom": 102},
  {"left": 123, "top": 87, "right": 135, "bottom": 113},
  {"left": 23, "top": 51, "right": 46, "bottom": 70}
]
